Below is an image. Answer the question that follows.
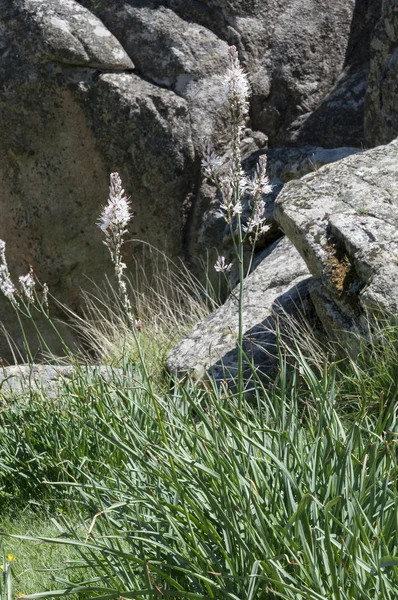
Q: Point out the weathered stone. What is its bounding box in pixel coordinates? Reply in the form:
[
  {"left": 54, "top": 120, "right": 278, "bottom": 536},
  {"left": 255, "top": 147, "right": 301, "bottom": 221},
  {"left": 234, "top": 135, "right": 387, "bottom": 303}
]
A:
[
  {"left": 365, "top": 0, "right": 398, "bottom": 146},
  {"left": 0, "top": 0, "right": 386, "bottom": 360},
  {"left": 292, "top": 0, "right": 381, "bottom": 147},
  {"left": 0, "top": 364, "right": 121, "bottom": 399},
  {"left": 166, "top": 236, "right": 313, "bottom": 382},
  {"left": 78, "top": 0, "right": 360, "bottom": 146},
  {"left": 275, "top": 138, "right": 398, "bottom": 338},
  {"left": 73, "top": 2, "right": 230, "bottom": 146},
  {"left": 3, "top": 0, "right": 134, "bottom": 69},
  {"left": 290, "top": 69, "right": 369, "bottom": 148},
  {"left": 0, "top": 1, "right": 196, "bottom": 360},
  {"left": 254, "top": 147, "right": 361, "bottom": 183}
]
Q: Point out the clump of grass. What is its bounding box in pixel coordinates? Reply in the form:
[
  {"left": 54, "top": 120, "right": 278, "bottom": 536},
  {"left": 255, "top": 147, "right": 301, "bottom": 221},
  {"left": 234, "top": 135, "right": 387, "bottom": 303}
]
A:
[
  {"left": 2, "top": 336, "right": 397, "bottom": 599},
  {"left": 0, "top": 361, "right": 154, "bottom": 508},
  {"left": 336, "top": 315, "right": 398, "bottom": 417},
  {"left": 65, "top": 242, "right": 218, "bottom": 375}
]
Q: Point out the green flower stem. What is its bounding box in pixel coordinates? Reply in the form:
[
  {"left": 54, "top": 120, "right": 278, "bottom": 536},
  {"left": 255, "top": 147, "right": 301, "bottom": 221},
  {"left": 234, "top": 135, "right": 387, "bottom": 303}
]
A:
[{"left": 236, "top": 213, "right": 245, "bottom": 408}]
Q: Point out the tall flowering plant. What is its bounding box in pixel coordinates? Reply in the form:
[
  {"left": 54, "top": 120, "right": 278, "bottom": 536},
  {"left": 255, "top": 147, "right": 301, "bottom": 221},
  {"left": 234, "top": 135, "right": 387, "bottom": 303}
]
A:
[
  {"left": 0, "top": 242, "right": 38, "bottom": 309},
  {"left": 0, "top": 240, "right": 50, "bottom": 361},
  {"left": 202, "top": 45, "right": 272, "bottom": 401},
  {"left": 98, "top": 172, "right": 140, "bottom": 331}
]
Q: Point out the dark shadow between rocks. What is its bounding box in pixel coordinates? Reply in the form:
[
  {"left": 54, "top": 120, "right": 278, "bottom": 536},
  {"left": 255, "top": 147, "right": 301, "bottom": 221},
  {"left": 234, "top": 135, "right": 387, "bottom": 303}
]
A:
[{"left": 290, "top": 0, "right": 381, "bottom": 148}]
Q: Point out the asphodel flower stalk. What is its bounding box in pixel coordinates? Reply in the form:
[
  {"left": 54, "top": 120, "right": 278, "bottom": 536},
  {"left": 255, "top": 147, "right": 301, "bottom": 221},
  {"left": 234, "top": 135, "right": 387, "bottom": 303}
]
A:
[
  {"left": 0, "top": 241, "right": 41, "bottom": 307},
  {"left": 201, "top": 45, "right": 272, "bottom": 402},
  {"left": 98, "top": 172, "right": 141, "bottom": 330},
  {"left": 0, "top": 240, "right": 17, "bottom": 306}
]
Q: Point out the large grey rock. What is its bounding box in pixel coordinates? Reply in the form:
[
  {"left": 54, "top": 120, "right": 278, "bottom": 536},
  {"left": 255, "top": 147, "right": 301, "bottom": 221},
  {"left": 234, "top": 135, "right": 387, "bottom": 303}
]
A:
[
  {"left": 365, "top": 0, "right": 398, "bottom": 146},
  {"left": 79, "top": 0, "right": 361, "bottom": 147},
  {"left": 8, "top": 0, "right": 134, "bottom": 69},
  {"left": 275, "top": 138, "right": 398, "bottom": 339},
  {"left": 74, "top": 3, "right": 230, "bottom": 144},
  {"left": 0, "top": 0, "right": 383, "bottom": 360},
  {"left": 0, "top": 0, "right": 196, "bottom": 359},
  {"left": 166, "top": 236, "right": 313, "bottom": 382}
]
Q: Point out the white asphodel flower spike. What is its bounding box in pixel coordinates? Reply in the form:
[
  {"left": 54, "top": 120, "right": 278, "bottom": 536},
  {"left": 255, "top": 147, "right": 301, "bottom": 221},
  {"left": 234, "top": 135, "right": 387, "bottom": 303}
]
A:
[
  {"left": 98, "top": 172, "right": 132, "bottom": 235},
  {"left": 19, "top": 268, "right": 36, "bottom": 303},
  {"left": 98, "top": 172, "right": 140, "bottom": 330},
  {"left": 222, "top": 45, "right": 250, "bottom": 113},
  {"left": 0, "top": 240, "right": 17, "bottom": 304},
  {"left": 248, "top": 155, "right": 273, "bottom": 198},
  {"left": 242, "top": 155, "right": 273, "bottom": 243},
  {"left": 201, "top": 47, "right": 252, "bottom": 226}
]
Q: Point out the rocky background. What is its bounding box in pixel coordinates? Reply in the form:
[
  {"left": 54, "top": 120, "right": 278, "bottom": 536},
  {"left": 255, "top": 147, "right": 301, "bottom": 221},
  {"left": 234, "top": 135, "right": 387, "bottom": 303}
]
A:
[{"left": 0, "top": 0, "right": 397, "bottom": 371}]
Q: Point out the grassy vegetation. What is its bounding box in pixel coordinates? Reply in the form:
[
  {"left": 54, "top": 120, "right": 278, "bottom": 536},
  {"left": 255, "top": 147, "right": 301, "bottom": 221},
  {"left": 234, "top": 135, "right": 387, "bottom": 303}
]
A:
[
  {"left": 0, "top": 514, "right": 92, "bottom": 598},
  {"left": 1, "top": 317, "right": 398, "bottom": 599}
]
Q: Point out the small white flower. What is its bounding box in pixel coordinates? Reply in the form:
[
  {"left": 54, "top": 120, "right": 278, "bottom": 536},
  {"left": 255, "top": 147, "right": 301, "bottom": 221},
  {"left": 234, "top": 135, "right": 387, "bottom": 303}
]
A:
[
  {"left": 99, "top": 202, "right": 131, "bottom": 234},
  {"left": 239, "top": 174, "right": 250, "bottom": 193},
  {"left": 232, "top": 202, "right": 243, "bottom": 216},
  {"left": 219, "top": 198, "right": 233, "bottom": 213},
  {"left": 260, "top": 224, "right": 271, "bottom": 236},
  {"left": 202, "top": 143, "right": 223, "bottom": 180},
  {"left": 214, "top": 256, "right": 232, "bottom": 273},
  {"left": 19, "top": 270, "right": 35, "bottom": 303}
]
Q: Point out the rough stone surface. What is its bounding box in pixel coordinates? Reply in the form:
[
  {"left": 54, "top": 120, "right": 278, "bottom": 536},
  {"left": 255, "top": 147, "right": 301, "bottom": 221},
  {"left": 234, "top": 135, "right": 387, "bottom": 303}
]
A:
[
  {"left": 291, "top": 0, "right": 381, "bottom": 148},
  {"left": 0, "top": 364, "right": 121, "bottom": 399},
  {"left": 275, "top": 138, "right": 398, "bottom": 339},
  {"left": 255, "top": 147, "right": 361, "bottom": 183},
  {"left": 166, "top": 236, "right": 313, "bottom": 382},
  {"left": 0, "top": 0, "right": 197, "bottom": 359},
  {"left": 75, "top": 2, "right": 230, "bottom": 144},
  {"left": 3, "top": 0, "right": 135, "bottom": 69},
  {"left": 77, "top": 0, "right": 364, "bottom": 147},
  {"left": 365, "top": 0, "right": 398, "bottom": 146}
]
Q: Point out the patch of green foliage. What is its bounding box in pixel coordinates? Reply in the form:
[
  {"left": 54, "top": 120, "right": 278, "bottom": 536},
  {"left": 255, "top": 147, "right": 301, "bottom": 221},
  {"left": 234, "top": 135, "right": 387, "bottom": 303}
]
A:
[{"left": 1, "top": 319, "right": 398, "bottom": 598}]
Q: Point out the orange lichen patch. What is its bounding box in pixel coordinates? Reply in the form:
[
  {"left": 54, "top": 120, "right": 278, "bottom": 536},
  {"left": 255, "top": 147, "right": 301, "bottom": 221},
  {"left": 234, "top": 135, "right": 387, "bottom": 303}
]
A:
[
  {"left": 325, "top": 243, "right": 352, "bottom": 296},
  {"left": 324, "top": 240, "right": 360, "bottom": 312}
]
